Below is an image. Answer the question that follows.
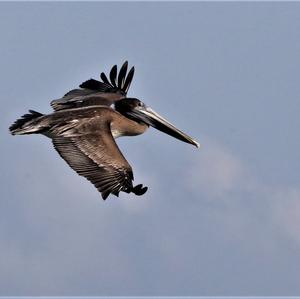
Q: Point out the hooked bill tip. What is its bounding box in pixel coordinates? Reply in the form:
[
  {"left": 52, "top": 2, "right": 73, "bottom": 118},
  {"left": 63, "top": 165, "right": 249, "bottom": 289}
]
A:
[{"left": 193, "top": 140, "right": 201, "bottom": 148}]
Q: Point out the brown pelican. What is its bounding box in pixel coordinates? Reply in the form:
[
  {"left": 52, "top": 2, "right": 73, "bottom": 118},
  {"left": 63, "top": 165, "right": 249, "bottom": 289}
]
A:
[{"left": 9, "top": 62, "right": 199, "bottom": 200}]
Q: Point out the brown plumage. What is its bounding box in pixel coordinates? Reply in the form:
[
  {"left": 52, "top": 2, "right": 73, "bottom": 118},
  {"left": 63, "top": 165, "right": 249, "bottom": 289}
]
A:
[
  {"left": 50, "top": 107, "right": 148, "bottom": 199},
  {"left": 51, "top": 61, "right": 134, "bottom": 111},
  {"left": 9, "top": 61, "right": 199, "bottom": 200}
]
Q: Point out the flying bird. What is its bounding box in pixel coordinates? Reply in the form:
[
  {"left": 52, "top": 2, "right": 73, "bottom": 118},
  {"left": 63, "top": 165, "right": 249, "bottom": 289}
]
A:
[{"left": 9, "top": 62, "right": 199, "bottom": 200}]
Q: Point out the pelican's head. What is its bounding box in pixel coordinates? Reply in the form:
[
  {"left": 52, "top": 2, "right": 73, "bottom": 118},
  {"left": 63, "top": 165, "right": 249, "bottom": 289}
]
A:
[{"left": 115, "top": 98, "right": 200, "bottom": 148}]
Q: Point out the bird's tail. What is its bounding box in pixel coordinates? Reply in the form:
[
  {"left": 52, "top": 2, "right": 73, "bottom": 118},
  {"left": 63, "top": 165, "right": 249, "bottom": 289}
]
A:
[{"left": 9, "top": 110, "right": 45, "bottom": 135}]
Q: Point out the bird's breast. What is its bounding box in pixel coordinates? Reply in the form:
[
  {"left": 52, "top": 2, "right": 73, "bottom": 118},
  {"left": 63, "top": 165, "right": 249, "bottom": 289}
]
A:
[
  {"left": 111, "top": 128, "right": 125, "bottom": 138},
  {"left": 110, "top": 117, "right": 148, "bottom": 139}
]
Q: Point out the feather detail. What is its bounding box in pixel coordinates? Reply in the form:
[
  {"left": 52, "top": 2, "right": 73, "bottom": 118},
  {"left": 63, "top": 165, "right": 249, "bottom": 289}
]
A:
[
  {"left": 118, "top": 61, "right": 128, "bottom": 89},
  {"left": 109, "top": 65, "right": 118, "bottom": 87},
  {"left": 123, "top": 66, "right": 135, "bottom": 93}
]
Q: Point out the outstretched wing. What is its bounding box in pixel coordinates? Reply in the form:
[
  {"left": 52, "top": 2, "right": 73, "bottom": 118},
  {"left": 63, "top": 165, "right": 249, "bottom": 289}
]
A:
[
  {"left": 53, "top": 136, "right": 133, "bottom": 200},
  {"left": 51, "top": 61, "right": 135, "bottom": 111},
  {"left": 49, "top": 109, "right": 147, "bottom": 200},
  {"left": 52, "top": 133, "right": 134, "bottom": 200}
]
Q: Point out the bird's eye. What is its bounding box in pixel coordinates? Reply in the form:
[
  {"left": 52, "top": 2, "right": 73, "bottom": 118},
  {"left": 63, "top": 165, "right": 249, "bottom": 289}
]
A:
[{"left": 138, "top": 102, "right": 143, "bottom": 107}]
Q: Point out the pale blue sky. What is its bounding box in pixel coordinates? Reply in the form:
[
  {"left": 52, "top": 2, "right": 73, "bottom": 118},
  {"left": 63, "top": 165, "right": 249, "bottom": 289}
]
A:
[{"left": 1, "top": 2, "right": 300, "bottom": 296}]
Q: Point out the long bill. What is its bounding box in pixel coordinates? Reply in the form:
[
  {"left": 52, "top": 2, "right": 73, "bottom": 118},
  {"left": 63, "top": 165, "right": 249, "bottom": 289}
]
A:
[{"left": 127, "top": 106, "right": 200, "bottom": 148}]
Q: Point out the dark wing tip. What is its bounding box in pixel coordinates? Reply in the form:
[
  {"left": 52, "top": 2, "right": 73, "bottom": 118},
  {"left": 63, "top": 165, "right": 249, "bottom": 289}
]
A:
[
  {"left": 101, "top": 62, "right": 135, "bottom": 95},
  {"left": 79, "top": 78, "right": 97, "bottom": 89},
  {"left": 117, "top": 61, "right": 128, "bottom": 89},
  {"left": 109, "top": 65, "right": 118, "bottom": 87},
  {"left": 79, "top": 78, "right": 111, "bottom": 91},
  {"left": 100, "top": 72, "right": 111, "bottom": 85},
  {"left": 123, "top": 66, "right": 135, "bottom": 94},
  {"left": 101, "top": 190, "right": 110, "bottom": 200},
  {"left": 132, "top": 184, "right": 148, "bottom": 196},
  {"left": 77, "top": 62, "right": 135, "bottom": 95}
]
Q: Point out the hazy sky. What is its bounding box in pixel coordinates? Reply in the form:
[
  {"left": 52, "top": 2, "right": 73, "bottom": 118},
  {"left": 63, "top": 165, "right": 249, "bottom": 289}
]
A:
[{"left": 1, "top": 2, "right": 300, "bottom": 296}]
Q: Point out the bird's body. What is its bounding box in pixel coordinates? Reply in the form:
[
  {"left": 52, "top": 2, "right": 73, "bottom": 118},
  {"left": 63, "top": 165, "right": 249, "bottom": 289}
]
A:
[
  {"left": 21, "top": 106, "right": 148, "bottom": 138},
  {"left": 10, "top": 61, "right": 199, "bottom": 200}
]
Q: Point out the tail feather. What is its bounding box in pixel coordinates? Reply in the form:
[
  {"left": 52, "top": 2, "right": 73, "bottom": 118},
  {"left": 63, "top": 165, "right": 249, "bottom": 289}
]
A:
[{"left": 9, "top": 110, "right": 44, "bottom": 135}]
